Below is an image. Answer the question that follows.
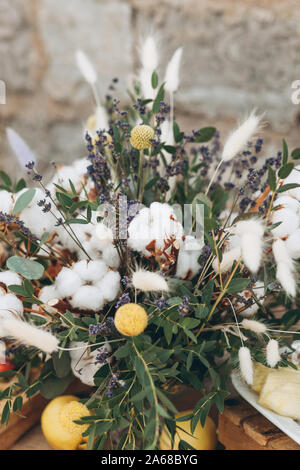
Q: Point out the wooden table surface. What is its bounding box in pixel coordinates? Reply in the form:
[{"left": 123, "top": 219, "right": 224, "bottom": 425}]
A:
[{"left": 10, "top": 425, "right": 51, "bottom": 450}]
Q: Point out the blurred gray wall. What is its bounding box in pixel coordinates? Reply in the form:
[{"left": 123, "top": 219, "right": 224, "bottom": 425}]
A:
[{"left": 1, "top": 0, "right": 300, "bottom": 175}]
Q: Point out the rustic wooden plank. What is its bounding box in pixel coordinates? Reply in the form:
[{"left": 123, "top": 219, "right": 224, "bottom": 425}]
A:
[
  {"left": 219, "top": 397, "right": 300, "bottom": 450},
  {"left": 0, "top": 394, "right": 48, "bottom": 450},
  {"left": 268, "top": 435, "right": 300, "bottom": 450},
  {"left": 242, "top": 414, "right": 282, "bottom": 446},
  {"left": 218, "top": 412, "right": 267, "bottom": 450},
  {"left": 222, "top": 398, "right": 259, "bottom": 426}
]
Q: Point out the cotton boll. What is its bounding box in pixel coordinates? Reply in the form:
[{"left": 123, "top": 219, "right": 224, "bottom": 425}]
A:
[
  {"left": 70, "top": 341, "right": 112, "bottom": 386},
  {"left": 271, "top": 208, "right": 299, "bottom": 238},
  {"left": 287, "top": 186, "right": 300, "bottom": 201},
  {"left": 73, "top": 260, "right": 108, "bottom": 283},
  {"left": 21, "top": 206, "right": 56, "bottom": 239},
  {"left": 212, "top": 247, "right": 241, "bottom": 274},
  {"left": 39, "top": 285, "right": 59, "bottom": 304},
  {"left": 283, "top": 165, "right": 300, "bottom": 185},
  {"left": 70, "top": 285, "right": 104, "bottom": 311},
  {"left": 0, "top": 294, "right": 23, "bottom": 318},
  {"left": 102, "top": 245, "right": 120, "bottom": 269},
  {"left": 52, "top": 165, "right": 84, "bottom": 193},
  {"left": 237, "top": 281, "right": 265, "bottom": 317},
  {"left": 56, "top": 222, "right": 95, "bottom": 255},
  {"left": 0, "top": 190, "right": 14, "bottom": 214},
  {"left": 56, "top": 267, "right": 82, "bottom": 298},
  {"left": 273, "top": 195, "right": 300, "bottom": 213},
  {"left": 238, "top": 346, "right": 253, "bottom": 385},
  {"left": 286, "top": 229, "right": 300, "bottom": 259},
  {"left": 0, "top": 271, "right": 22, "bottom": 287},
  {"left": 0, "top": 293, "right": 24, "bottom": 336},
  {"left": 128, "top": 203, "right": 184, "bottom": 257},
  {"left": 132, "top": 269, "right": 169, "bottom": 292},
  {"left": 2, "top": 318, "right": 58, "bottom": 354},
  {"left": 266, "top": 339, "right": 281, "bottom": 368},
  {"left": 96, "top": 271, "right": 120, "bottom": 302},
  {"left": 94, "top": 223, "right": 114, "bottom": 250},
  {"left": 18, "top": 186, "right": 57, "bottom": 238},
  {"left": 72, "top": 157, "right": 89, "bottom": 177},
  {"left": 128, "top": 207, "right": 151, "bottom": 252},
  {"left": 149, "top": 203, "right": 183, "bottom": 251}
]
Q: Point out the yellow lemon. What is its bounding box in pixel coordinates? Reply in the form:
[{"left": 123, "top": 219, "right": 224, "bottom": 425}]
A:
[
  {"left": 114, "top": 303, "right": 148, "bottom": 336},
  {"left": 159, "top": 410, "right": 217, "bottom": 450},
  {"left": 41, "top": 395, "right": 90, "bottom": 450},
  {"left": 130, "top": 125, "right": 154, "bottom": 150}
]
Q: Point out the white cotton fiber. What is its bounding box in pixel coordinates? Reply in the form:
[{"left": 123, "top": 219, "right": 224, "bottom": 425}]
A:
[
  {"left": 271, "top": 208, "right": 299, "bottom": 238},
  {"left": 273, "top": 195, "right": 300, "bottom": 213},
  {"left": 39, "top": 285, "right": 59, "bottom": 304},
  {"left": 70, "top": 285, "right": 104, "bottom": 311},
  {"left": 18, "top": 187, "right": 57, "bottom": 239},
  {"left": 95, "top": 223, "right": 114, "bottom": 249},
  {"left": 0, "top": 271, "right": 22, "bottom": 287},
  {"left": 56, "top": 267, "right": 82, "bottom": 298},
  {"left": 286, "top": 229, "right": 300, "bottom": 259},
  {"left": 73, "top": 260, "right": 108, "bottom": 283},
  {"left": 0, "top": 294, "right": 23, "bottom": 318},
  {"left": 96, "top": 271, "right": 120, "bottom": 302},
  {"left": 0, "top": 190, "right": 14, "bottom": 214},
  {"left": 102, "top": 245, "right": 120, "bottom": 269},
  {"left": 52, "top": 165, "right": 84, "bottom": 193},
  {"left": 70, "top": 341, "right": 112, "bottom": 386}
]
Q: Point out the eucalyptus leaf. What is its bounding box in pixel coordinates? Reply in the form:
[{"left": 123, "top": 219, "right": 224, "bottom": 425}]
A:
[
  {"left": 12, "top": 188, "right": 36, "bottom": 215},
  {"left": 7, "top": 256, "right": 44, "bottom": 280}
]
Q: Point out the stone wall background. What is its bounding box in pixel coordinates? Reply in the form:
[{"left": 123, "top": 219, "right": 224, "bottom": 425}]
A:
[{"left": 1, "top": 0, "right": 300, "bottom": 176}]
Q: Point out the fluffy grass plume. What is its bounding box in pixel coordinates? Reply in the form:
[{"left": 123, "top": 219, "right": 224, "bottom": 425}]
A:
[
  {"left": 3, "top": 318, "right": 59, "bottom": 354},
  {"left": 222, "top": 112, "right": 262, "bottom": 162},
  {"left": 132, "top": 269, "right": 169, "bottom": 292},
  {"left": 76, "top": 49, "right": 97, "bottom": 85},
  {"left": 238, "top": 346, "right": 253, "bottom": 385},
  {"left": 164, "top": 47, "right": 183, "bottom": 94},
  {"left": 266, "top": 339, "right": 281, "bottom": 368}
]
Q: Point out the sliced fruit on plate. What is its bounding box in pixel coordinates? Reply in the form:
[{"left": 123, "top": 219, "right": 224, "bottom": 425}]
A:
[{"left": 258, "top": 368, "right": 300, "bottom": 420}]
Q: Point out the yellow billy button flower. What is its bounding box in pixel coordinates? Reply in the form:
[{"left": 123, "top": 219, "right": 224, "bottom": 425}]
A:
[
  {"left": 130, "top": 124, "right": 155, "bottom": 150},
  {"left": 41, "top": 395, "right": 90, "bottom": 450},
  {"left": 114, "top": 303, "right": 148, "bottom": 336}
]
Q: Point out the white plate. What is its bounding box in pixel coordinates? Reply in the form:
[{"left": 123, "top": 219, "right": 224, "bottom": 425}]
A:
[{"left": 231, "top": 370, "right": 300, "bottom": 445}]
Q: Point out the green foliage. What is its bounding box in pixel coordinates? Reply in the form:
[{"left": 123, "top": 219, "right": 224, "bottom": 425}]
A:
[
  {"left": 7, "top": 256, "right": 44, "bottom": 280},
  {"left": 12, "top": 188, "right": 36, "bottom": 215}
]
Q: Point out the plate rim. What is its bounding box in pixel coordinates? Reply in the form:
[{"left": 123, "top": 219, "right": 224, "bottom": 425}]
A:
[{"left": 231, "top": 370, "right": 300, "bottom": 445}]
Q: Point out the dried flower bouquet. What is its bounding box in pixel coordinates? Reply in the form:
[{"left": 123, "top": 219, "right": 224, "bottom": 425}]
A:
[{"left": 0, "top": 37, "right": 300, "bottom": 450}]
